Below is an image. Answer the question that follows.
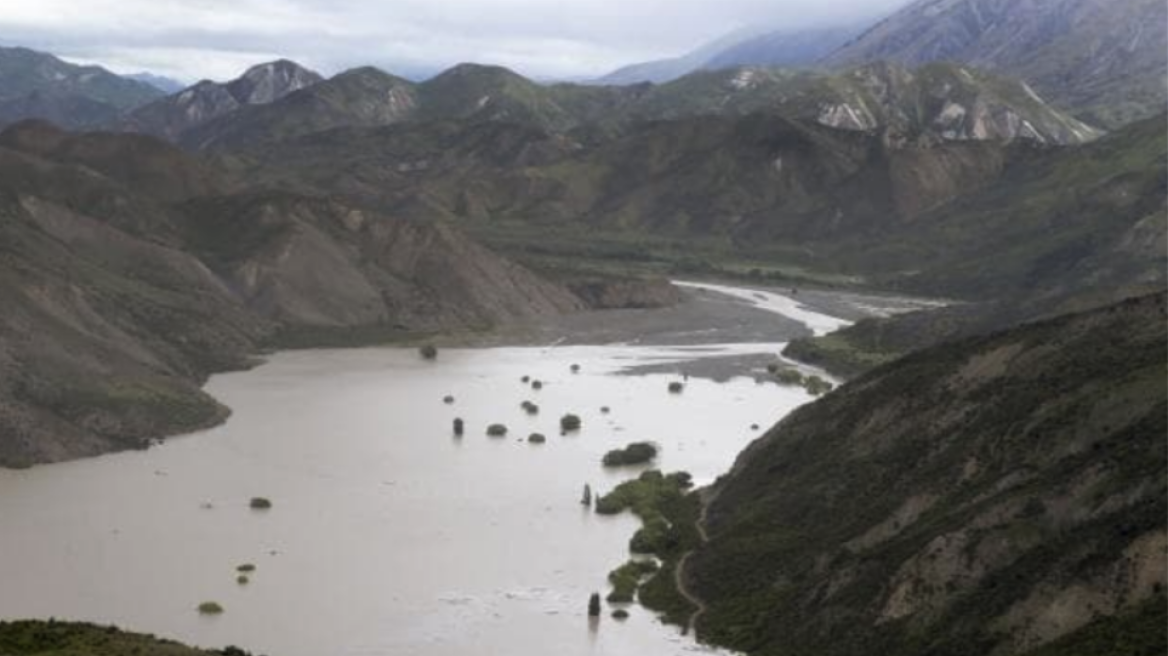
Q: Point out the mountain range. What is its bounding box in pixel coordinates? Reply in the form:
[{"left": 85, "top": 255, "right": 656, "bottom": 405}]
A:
[
  {"left": 0, "top": 46, "right": 164, "bottom": 129},
  {"left": 603, "top": 0, "right": 1166, "bottom": 127},
  {"left": 149, "top": 59, "right": 1099, "bottom": 152}
]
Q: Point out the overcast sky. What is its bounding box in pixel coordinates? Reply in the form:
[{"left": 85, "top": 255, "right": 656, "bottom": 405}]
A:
[{"left": 0, "top": 0, "right": 911, "bottom": 83}]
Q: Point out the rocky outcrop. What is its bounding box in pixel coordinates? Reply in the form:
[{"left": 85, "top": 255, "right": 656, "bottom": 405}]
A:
[
  {"left": 567, "top": 277, "right": 682, "bottom": 309},
  {"left": 689, "top": 292, "right": 1168, "bottom": 656},
  {"left": 120, "top": 60, "right": 323, "bottom": 140}
]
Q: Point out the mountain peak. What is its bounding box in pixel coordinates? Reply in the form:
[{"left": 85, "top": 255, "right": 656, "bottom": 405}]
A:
[{"left": 227, "top": 59, "right": 323, "bottom": 105}]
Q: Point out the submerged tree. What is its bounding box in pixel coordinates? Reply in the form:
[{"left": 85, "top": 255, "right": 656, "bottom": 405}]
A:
[
  {"left": 588, "top": 592, "right": 601, "bottom": 617},
  {"left": 581, "top": 483, "right": 592, "bottom": 507}
]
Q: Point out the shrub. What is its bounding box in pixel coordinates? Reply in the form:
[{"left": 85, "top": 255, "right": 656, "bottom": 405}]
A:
[
  {"left": 486, "top": 423, "right": 508, "bottom": 437},
  {"left": 804, "top": 375, "right": 834, "bottom": 396},
  {"left": 774, "top": 368, "right": 805, "bottom": 386},
  {"left": 249, "top": 497, "right": 272, "bottom": 510},
  {"left": 560, "top": 414, "right": 582, "bottom": 432},
  {"left": 668, "top": 382, "right": 684, "bottom": 393},
  {"left": 602, "top": 442, "right": 658, "bottom": 467},
  {"left": 197, "top": 602, "right": 224, "bottom": 615},
  {"left": 419, "top": 344, "right": 438, "bottom": 360}
]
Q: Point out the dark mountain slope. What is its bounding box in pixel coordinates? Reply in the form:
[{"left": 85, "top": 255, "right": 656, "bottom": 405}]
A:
[
  {"left": 0, "top": 46, "right": 161, "bottom": 109},
  {"left": 0, "top": 46, "right": 163, "bottom": 130},
  {"left": 689, "top": 292, "right": 1167, "bottom": 656}
]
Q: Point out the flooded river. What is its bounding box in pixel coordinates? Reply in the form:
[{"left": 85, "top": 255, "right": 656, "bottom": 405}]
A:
[{"left": 0, "top": 283, "right": 866, "bottom": 656}]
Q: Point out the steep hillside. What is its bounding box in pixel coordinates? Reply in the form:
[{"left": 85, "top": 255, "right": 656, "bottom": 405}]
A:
[
  {"left": 122, "top": 60, "right": 322, "bottom": 141},
  {"left": 0, "top": 46, "right": 163, "bottom": 129},
  {"left": 826, "top": 0, "right": 1168, "bottom": 127},
  {"left": 0, "top": 122, "right": 583, "bottom": 467},
  {"left": 689, "top": 292, "right": 1167, "bottom": 656},
  {"left": 785, "top": 114, "right": 1167, "bottom": 376}
]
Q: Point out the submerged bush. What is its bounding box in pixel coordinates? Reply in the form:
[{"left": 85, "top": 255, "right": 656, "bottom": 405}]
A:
[
  {"left": 236, "top": 564, "right": 256, "bottom": 573},
  {"left": 560, "top": 414, "right": 582, "bottom": 432},
  {"left": 668, "top": 381, "right": 684, "bottom": 393},
  {"left": 249, "top": 497, "right": 272, "bottom": 510},
  {"left": 419, "top": 344, "right": 438, "bottom": 360},
  {"left": 521, "top": 400, "right": 539, "bottom": 415},
  {"left": 443, "top": 395, "right": 455, "bottom": 404},
  {"left": 453, "top": 418, "right": 464, "bottom": 436},
  {"left": 236, "top": 575, "right": 249, "bottom": 586},
  {"left": 486, "top": 423, "right": 508, "bottom": 437},
  {"left": 602, "top": 442, "right": 658, "bottom": 467},
  {"left": 197, "top": 601, "right": 224, "bottom": 615},
  {"left": 528, "top": 433, "right": 547, "bottom": 444}
]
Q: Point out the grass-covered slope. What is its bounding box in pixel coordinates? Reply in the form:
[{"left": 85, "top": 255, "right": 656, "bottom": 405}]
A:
[
  {"left": 0, "top": 620, "right": 253, "bottom": 656},
  {"left": 689, "top": 292, "right": 1167, "bottom": 656}
]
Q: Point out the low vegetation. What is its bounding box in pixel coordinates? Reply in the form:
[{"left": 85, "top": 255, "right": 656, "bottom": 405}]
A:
[
  {"left": 607, "top": 559, "right": 660, "bottom": 602},
  {"left": 0, "top": 620, "right": 254, "bottom": 655},
  {"left": 595, "top": 470, "right": 701, "bottom": 625}
]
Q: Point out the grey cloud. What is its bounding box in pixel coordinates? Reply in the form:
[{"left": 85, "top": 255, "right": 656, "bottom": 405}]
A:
[{"left": 0, "top": 0, "right": 912, "bottom": 82}]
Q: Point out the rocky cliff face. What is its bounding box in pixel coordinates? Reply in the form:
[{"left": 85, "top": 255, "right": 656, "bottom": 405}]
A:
[
  {"left": 689, "top": 293, "right": 1167, "bottom": 656},
  {"left": 0, "top": 122, "right": 584, "bottom": 467}
]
